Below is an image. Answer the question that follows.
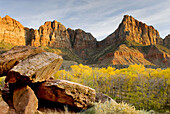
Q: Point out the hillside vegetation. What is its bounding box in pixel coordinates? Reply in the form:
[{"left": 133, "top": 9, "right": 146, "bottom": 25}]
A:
[{"left": 0, "top": 41, "right": 14, "bottom": 54}]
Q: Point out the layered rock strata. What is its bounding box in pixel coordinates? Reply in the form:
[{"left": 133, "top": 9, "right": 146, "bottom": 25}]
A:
[
  {"left": 0, "top": 15, "right": 25, "bottom": 46},
  {"left": 6, "top": 52, "right": 63, "bottom": 83},
  {"left": 0, "top": 46, "right": 45, "bottom": 76},
  {"left": 98, "top": 44, "right": 153, "bottom": 65},
  {"left": 35, "top": 80, "right": 96, "bottom": 109},
  {"left": 145, "top": 45, "right": 170, "bottom": 67},
  {"left": 29, "top": 20, "right": 72, "bottom": 49}
]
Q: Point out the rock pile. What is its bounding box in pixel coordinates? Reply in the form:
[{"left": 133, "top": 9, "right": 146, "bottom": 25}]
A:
[{"left": 0, "top": 46, "right": 97, "bottom": 114}]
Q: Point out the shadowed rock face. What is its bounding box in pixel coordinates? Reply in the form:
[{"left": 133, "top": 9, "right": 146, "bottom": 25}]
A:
[
  {"left": 35, "top": 80, "right": 96, "bottom": 109},
  {"left": 0, "top": 46, "right": 45, "bottom": 76},
  {"left": 67, "top": 28, "right": 97, "bottom": 49},
  {"left": 164, "top": 34, "right": 170, "bottom": 48},
  {"left": 67, "top": 28, "right": 97, "bottom": 59},
  {"left": 6, "top": 52, "right": 63, "bottom": 83},
  {"left": 0, "top": 90, "right": 9, "bottom": 114}
]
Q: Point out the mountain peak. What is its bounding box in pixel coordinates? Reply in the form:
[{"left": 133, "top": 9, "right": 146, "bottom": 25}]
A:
[
  {"left": 2, "top": 15, "right": 13, "bottom": 22},
  {"left": 123, "top": 15, "right": 133, "bottom": 19},
  {"left": 4, "top": 15, "right": 12, "bottom": 19}
]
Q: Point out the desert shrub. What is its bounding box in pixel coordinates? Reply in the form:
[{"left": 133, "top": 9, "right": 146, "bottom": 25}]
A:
[
  {"left": 41, "top": 101, "right": 148, "bottom": 114},
  {"left": 0, "top": 77, "right": 5, "bottom": 89},
  {"left": 82, "top": 101, "right": 140, "bottom": 114}
]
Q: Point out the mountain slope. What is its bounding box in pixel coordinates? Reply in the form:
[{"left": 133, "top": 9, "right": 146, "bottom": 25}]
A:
[
  {"left": 0, "top": 15, "right": 169, "bottom": 67},
  {"left": 97, "top": 44, "right": 153, "bottom": 66}
]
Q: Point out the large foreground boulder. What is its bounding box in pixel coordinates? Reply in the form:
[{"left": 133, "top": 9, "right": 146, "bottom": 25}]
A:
[
  {"left": 13, "top": 85, "right": 38, "bottom": 114},
  {"left": 0, "top": 46, "right": 45, "bottom": 76},
  {"left": 6, "top": 52, "right": 63, "bottom": 83},
  {"left": 35, "top": 80, "right": 96, "bottom": 109}
]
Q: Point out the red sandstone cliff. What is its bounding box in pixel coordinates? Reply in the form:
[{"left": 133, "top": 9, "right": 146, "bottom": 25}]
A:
[
  {"left": 98, "top": 44, "right": 153, "bottom": 65},
  {"left": 27, "top": 20, "right": 72, "bottom": 49},
  {"left": 98, "top": 15, "right": 163, "bottom": 48},
  {"left": 0, "top": 15, "right": 25, "bottom": 45}
]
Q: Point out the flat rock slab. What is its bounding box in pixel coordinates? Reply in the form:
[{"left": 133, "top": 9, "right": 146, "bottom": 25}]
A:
[
  {"left": 6, "top": 52, "right": 63, "bottom": 83},
  {"left": 35, "top": 80, "right": 96, "bottom": 109},
  {"left": 0, "top": 46, "right": 45, "bottom": 76},
  {"left": 13, "top": 85, "right": 38, "bottom": 114}
]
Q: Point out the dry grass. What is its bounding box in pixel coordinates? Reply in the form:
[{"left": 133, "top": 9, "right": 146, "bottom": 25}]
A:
[{"left": 39, "top": 101, "right": 150, "bottom": 114}]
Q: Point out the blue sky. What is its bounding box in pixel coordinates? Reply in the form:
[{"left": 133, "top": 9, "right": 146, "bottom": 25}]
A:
[{"left": 0, "top": 0, "right": 170, "bottom": 41}]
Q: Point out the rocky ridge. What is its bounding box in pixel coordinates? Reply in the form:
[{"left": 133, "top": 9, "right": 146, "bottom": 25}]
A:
[
  {"left": 0, "top": 15, "right": 169, "bottom": 67},
  {"left": 98, "top": 15, "right": 163, "bottom": 48}
]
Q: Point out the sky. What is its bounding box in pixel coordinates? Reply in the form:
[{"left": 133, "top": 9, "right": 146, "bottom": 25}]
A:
[{"left": 0, "top": 0, "right": 170, "bottom": 41}]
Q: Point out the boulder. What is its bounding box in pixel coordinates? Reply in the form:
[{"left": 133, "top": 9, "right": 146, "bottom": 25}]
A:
[
  {"left": 35, "top": 80, "right": 96, "bottom": 109},
  {"left": 0, "top": 46, "right": 45, "bottom": 76},
  {"left": 6, "top": 52, "right": 63, "bottom": 83},
  {"left": 13, "top": 85, "right": 38, "bottom": 114},
  {"left": 0, "top": 90, "right": 9, "bottom": 114}
]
